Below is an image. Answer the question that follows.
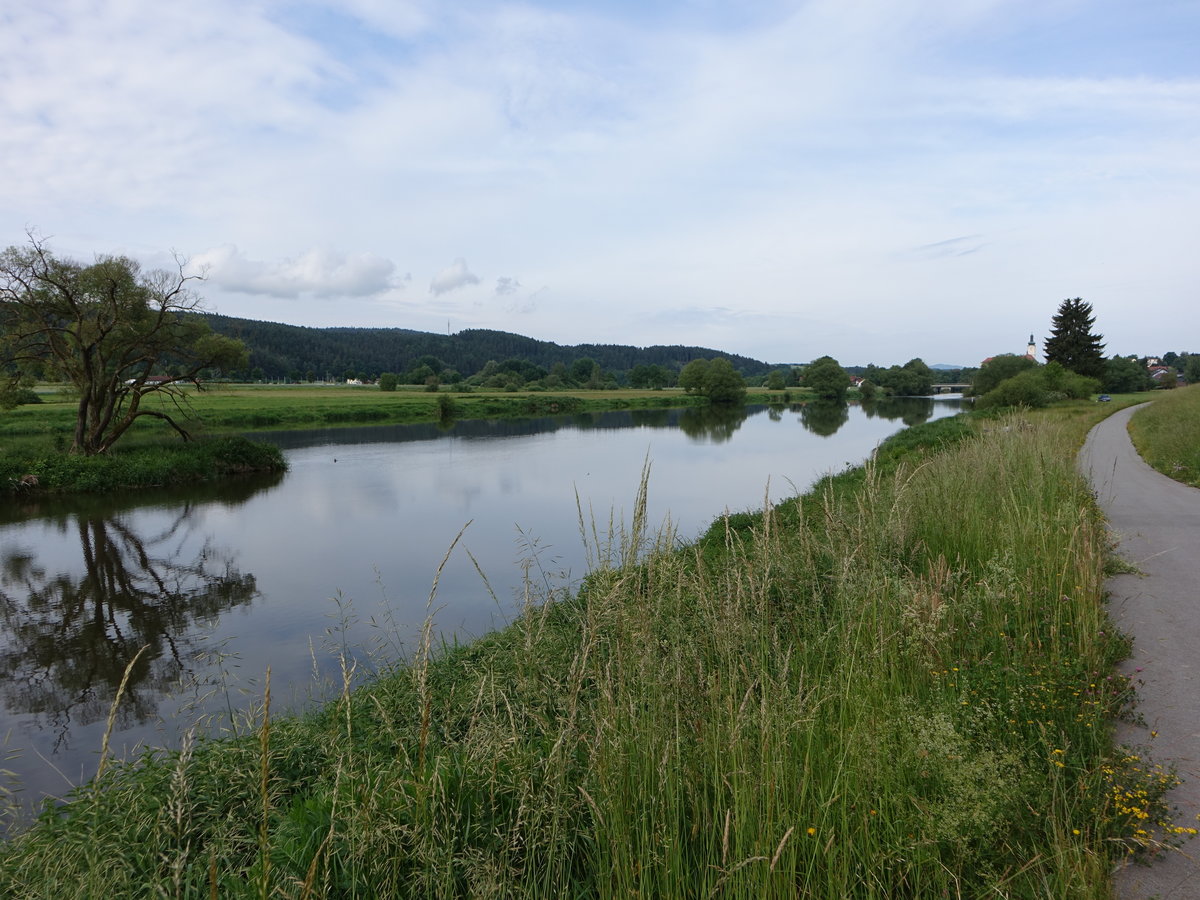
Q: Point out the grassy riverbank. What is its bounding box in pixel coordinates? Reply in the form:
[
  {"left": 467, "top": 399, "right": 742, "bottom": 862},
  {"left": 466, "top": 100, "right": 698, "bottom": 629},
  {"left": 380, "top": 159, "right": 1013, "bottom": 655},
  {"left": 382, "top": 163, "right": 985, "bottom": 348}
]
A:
[
  {"left": 1128, "top": 385, "right": 1200, "bottom": 488},
  {"left": 0, "top": 405, "right": 1174, "bottom": 898},
  {"left": 0, "top": 436, "right": 286, "bottom": 494},
  {"left": 0, "top": 384, "right": 787, "bottom": 494},
  {"left": 3, "top": 384, "right": 780, "bottom": 447}
]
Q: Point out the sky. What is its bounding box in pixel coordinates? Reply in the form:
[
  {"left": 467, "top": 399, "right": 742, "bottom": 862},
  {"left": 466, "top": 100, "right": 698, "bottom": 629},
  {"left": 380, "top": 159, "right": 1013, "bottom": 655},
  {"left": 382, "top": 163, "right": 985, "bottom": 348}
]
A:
[{"left": 2, "top": 0, "right": 1197, "bottom": 367}]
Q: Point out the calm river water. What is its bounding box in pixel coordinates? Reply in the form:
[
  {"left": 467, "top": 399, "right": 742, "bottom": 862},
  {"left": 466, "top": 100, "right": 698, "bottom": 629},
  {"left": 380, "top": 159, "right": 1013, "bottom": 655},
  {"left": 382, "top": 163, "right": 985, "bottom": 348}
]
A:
[{"left": 0, "top": 397, "right": 964, "bottom": 820}]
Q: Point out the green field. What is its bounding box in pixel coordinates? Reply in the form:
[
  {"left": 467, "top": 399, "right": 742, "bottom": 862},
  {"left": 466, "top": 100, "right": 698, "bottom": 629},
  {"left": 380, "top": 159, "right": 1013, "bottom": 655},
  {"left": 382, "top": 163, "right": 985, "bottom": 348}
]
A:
[
  {"left": 1128, "top": 384, "right": 1200, "bottom": 488},
  {"left": 4, "top": 383, "right": 805, "bottom": 446},
  {"left": 0, "top": 400, "right": 1184, "bottom": 898}
]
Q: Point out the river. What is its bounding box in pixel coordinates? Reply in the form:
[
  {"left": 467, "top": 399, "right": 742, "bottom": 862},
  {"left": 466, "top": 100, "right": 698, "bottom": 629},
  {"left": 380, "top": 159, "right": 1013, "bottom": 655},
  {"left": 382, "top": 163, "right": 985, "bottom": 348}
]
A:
[{"left": 0, "top": 396, "right": 964, "bottom": 823}]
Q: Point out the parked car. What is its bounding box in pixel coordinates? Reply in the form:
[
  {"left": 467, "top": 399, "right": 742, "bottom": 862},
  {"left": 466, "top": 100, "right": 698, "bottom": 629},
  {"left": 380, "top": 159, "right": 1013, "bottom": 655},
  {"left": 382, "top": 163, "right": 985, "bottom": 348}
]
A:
[{"left": 1097, "top": 394, "right": 1112, "bottom": 402}]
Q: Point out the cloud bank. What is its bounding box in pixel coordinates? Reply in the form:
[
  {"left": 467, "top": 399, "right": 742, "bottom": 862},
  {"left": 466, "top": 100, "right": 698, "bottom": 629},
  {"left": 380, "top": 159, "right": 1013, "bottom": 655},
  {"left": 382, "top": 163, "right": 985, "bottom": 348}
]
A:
[
  {"left": 2, "top": 0, "right": 1197, "bottom": 364},
  {"left": 189, "top": 246, "right": 399, "bottom": 298}
]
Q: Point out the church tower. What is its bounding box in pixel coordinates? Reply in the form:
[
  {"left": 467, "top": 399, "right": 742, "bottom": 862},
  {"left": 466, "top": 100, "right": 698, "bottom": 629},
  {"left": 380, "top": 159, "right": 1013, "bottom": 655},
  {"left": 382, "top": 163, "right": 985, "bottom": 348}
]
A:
[{"left": 1026, "top": 333, "right": 1037, "bottom": 361}]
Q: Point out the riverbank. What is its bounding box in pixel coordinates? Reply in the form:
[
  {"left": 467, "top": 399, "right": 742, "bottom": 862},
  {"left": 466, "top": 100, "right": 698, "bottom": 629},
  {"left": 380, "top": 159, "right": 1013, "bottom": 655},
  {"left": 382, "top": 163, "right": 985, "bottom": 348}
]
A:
[
  {"left": 0, "top": 385, "right": 796, "bottom": 495},
  {"left": 0, "top": 403, "right": 1171, "bottom": 897},
  {"left": 4, "top": 384, "right": 806, "bottom": 445},
  {"left": 0, "top": 436, "right": 287, "bottom": 494}
]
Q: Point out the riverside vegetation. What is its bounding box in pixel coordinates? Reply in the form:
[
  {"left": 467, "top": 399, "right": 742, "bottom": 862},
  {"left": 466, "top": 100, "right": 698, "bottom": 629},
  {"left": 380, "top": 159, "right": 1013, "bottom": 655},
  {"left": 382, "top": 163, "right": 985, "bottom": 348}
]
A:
[
  {"left": 0, "top": 398, "right": 1189, "bottom": 898},
  {"left": 1, "top": 436, "right": 286, "bottom": 494}
]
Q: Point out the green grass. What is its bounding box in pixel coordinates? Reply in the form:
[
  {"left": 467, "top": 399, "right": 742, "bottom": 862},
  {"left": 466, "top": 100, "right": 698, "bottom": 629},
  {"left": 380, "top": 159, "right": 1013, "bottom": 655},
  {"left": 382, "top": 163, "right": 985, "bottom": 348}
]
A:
[
  {"left": 0, "top": 409, "right": 1181, "bottom": 897},
  {"left": 0, "top": 436, "right": 286, "bottom": 494},
  {"left": 0, "top": 384, "right": 712, "bottom": 492},
  {"left": 0, "top": 384, "right": 726, "bottom": 448},
  {"left": 1127, "top": 384, "right": 1200, "bottom": 488}
]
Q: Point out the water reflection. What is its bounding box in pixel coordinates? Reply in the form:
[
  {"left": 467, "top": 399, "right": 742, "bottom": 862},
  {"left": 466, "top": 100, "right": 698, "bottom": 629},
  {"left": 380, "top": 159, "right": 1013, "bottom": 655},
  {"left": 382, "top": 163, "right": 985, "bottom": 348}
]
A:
[
  {"left": 0, "top": 479, "right": 274, "bottom": 752},
  {"left": 678, "top": 405, "right": 749, "bottom": 443},
  {"left": 797, "top": 400, "right": 851, "bottom": 436},
  {"left": 761, "top": 396, "right": 944, "bottom": 437},
  {"left": 860, "top": 396, "right": 939, "bottom": 427}
]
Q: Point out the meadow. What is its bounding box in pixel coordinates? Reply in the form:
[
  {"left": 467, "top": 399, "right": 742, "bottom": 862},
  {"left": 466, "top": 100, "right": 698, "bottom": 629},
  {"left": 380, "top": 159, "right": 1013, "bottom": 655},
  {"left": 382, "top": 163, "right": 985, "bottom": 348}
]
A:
[
  {"left": 0, "top": 397, "right": 1185, "bottom": 898},
  {"left": 1, "top": 384, "right": 731, "bottom": 449},
  {"left": 1127, "top": 384, "right": 1200, "bottom": 488}
]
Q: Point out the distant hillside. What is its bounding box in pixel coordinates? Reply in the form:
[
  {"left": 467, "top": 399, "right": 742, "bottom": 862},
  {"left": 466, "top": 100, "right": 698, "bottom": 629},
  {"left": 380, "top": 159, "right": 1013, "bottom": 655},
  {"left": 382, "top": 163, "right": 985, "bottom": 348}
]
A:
[{"left": 202, "top": 314, "right": 773, "bottom": 381}]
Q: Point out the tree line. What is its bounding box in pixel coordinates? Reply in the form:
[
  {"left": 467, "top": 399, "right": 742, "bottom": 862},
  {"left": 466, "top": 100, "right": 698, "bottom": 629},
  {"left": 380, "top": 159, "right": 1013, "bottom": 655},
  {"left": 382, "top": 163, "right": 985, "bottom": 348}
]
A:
[
  {"left": 201, "top": 314, "right": 775, "bottom": 386},
  {"left": 13, "top": 238, "right": 1190, "bottom": 458}
]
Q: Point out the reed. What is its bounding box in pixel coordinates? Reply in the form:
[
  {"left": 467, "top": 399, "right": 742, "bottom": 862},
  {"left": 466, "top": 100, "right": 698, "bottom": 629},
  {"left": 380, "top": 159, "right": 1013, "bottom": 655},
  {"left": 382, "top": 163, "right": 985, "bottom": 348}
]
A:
[{"left": 0, "top": 412, "right": 1174, "bottom": 897}]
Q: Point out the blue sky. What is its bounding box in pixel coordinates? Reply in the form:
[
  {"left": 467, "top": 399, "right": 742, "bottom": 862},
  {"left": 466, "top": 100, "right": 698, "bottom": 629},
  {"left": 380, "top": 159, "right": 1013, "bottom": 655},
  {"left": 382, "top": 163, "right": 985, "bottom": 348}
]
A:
[{"left": 2, "top": 0, "right": 1196, "bottom": 366}]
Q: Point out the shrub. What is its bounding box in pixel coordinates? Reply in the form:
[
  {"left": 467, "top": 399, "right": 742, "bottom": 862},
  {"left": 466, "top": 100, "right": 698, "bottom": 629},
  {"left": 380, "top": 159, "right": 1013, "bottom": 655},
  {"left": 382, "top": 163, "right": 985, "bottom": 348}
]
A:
[
  {"left": 977, "top": 369, "right": 1049, "bottom": 409},
  {"left": 8, "top": 388, "right": 43, "bottom": 406},
  {"left": 976, "top": 363, "right": 1101, "bottom": 410}
]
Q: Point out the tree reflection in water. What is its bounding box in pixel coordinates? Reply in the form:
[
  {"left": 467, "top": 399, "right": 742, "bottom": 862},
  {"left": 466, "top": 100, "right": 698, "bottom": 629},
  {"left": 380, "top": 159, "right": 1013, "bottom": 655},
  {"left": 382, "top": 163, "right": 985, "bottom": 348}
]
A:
[
  {"left": 678, "top": 405, "right": 748, "bottom": 443},
  {"left": 783, "top": 396, "right": 938, "bottom": 437},
  {"left": 797, "top": 400, "right": 851, "bottom": 436},
  {"left": 859, "top": 396, "right": 936, "bottom": 427},
  {"left": 0, "top": 505, "right": 258, "bottom": 752}
]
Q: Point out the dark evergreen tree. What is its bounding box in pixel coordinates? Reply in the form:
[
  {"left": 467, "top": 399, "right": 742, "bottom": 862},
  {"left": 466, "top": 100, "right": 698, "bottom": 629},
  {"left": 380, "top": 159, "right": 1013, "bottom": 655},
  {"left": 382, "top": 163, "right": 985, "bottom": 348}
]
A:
[{"left": 1043, "top": 298, "right": 1105, "bottom": 379}]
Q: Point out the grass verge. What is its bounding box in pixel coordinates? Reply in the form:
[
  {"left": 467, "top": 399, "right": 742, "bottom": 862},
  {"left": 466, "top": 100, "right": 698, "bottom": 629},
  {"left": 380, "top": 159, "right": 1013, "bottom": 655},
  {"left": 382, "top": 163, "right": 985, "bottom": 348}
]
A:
[
  {"left": 0, "top": 408, "right": 1181, "bottom": 897},
  {"left": 1127, "top": 385, "right": 1200, "bottom": 488}
]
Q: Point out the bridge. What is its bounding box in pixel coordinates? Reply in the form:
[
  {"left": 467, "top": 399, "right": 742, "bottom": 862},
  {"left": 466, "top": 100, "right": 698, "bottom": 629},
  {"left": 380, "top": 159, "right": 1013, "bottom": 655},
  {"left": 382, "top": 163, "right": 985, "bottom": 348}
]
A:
[{"left": 930, "top": 383, "right": 970, "bottom": 394}]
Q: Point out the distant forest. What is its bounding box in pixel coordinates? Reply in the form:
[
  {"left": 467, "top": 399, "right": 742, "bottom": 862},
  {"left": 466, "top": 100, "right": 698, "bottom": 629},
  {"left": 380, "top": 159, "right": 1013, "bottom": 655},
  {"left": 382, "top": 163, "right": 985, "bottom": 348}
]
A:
[{"left": 202, "top": 314, "right": 776, "bottom": 384}]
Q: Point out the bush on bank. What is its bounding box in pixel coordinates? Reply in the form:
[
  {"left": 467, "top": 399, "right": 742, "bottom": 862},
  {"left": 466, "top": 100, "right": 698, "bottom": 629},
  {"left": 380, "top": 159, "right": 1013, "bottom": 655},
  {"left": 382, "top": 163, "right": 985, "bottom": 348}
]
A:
[
  {"left": 0, "top": 412, "right": 1183, "bottom": 898},
  {"left": 1, "top": 436, "right": 287, "bottom": 494}
]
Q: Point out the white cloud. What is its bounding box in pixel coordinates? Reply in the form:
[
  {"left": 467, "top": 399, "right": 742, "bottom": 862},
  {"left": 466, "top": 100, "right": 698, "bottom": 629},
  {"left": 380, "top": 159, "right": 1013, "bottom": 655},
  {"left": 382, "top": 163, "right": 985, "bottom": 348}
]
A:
[
  {"left": 189, "top": 245, "right": 399, "bottom": 298},
  {"left": 494, "top": 276, "right": 521, "bottom": 295},
  {"left": 335, "top": 0, "right": 433, "bottom": 39},
  {"left": 430, "top": 258, "right": 480, "bottom": 295}
]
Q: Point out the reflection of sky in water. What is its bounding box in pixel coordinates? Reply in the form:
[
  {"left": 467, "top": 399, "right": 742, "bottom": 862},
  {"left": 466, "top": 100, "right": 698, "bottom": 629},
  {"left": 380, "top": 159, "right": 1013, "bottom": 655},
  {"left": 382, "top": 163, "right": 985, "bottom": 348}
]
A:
[{"left": 0, "top": 399, "right": 964, "bottom": 814}]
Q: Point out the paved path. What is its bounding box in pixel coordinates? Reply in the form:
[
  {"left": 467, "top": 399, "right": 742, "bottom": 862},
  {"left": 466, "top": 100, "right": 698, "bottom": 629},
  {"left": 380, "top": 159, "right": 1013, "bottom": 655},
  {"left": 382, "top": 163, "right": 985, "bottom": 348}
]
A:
[{"left": 1080, "top": 404, "right": 1200, "bottom": 899}]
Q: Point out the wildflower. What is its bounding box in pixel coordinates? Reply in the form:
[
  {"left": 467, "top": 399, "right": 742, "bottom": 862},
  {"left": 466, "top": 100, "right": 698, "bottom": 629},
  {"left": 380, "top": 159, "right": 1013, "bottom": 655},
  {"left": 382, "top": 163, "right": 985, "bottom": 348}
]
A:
[{"left": 807, "top": 827, "right": 816, "bottom": 836}]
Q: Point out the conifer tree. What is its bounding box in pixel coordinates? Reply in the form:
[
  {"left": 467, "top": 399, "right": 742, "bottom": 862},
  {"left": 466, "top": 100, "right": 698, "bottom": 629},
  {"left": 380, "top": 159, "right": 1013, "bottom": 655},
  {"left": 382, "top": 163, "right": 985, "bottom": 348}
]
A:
[{"left": 1043, "top": 298, "right": 1106, "bottom": 379}]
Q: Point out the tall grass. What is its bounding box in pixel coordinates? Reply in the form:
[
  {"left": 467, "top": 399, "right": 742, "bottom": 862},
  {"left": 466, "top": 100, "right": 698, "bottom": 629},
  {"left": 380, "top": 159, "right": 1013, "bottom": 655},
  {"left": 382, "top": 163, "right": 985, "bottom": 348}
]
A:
[
  {"left": 0, "top": 414, "right": 1171, "bottom": 897},
  {"left": 1128, "top": 384, "right": 1200, "bottom": 488}
]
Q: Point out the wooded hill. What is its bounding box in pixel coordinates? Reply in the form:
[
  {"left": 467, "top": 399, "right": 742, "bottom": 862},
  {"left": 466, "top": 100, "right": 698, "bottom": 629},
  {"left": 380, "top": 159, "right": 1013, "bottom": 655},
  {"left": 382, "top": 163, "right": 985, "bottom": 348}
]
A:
[{"left": 201, "top": 314, "right": 774, "bottom": 382}]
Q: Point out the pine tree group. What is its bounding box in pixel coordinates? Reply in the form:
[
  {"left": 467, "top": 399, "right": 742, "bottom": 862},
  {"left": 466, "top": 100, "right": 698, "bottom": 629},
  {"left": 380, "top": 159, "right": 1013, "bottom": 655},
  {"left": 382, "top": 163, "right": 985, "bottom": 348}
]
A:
[{"left": 1043, "top": 298, "right": 1106, "bottom": 379}]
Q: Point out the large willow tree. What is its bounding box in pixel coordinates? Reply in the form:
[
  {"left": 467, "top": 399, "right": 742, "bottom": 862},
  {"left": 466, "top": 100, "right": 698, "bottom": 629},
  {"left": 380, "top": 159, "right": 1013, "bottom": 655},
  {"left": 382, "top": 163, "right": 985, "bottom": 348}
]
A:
[{"left": 0, "top": 237, "right": 246, "bottom": 455}]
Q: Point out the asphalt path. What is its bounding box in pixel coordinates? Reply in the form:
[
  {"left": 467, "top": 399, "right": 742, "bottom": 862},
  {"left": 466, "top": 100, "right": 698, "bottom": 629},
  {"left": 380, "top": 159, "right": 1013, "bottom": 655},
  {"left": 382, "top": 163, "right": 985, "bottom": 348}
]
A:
[{"left": 1079, "top": 403, "right": 1200, "bottom": 899}]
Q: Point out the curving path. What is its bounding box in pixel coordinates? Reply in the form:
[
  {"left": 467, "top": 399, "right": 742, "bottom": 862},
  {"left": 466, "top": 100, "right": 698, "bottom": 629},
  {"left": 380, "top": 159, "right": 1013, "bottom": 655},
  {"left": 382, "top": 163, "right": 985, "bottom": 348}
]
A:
[{"left": 1079, "top": 404, "right": 1200, "bottom": 899}]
